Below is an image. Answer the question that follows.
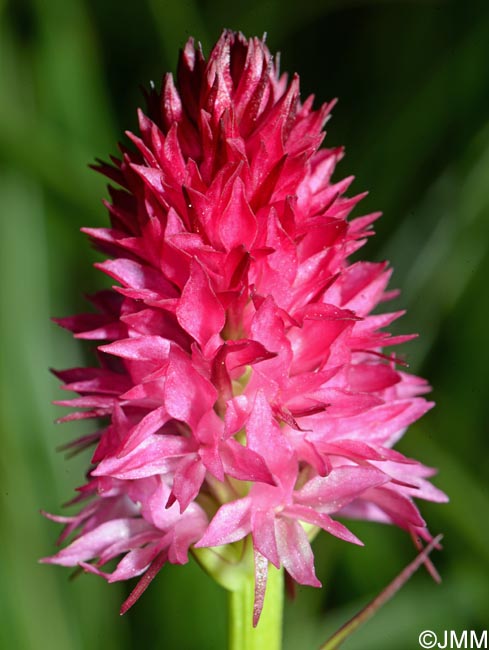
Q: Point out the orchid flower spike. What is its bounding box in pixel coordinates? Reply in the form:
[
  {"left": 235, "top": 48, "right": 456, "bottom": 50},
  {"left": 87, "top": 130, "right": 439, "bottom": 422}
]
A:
[{"left": 42, "top": 30, "right": 447, "bottom": 625}]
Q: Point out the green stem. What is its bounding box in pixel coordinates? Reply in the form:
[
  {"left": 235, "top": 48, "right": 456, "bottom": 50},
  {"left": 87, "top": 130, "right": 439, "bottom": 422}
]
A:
[
  {"left": 319, "top": 534, "right": 443, "bottom": 650},
  {"left": 229, "top": 562, "right": 284, "bottom": 650}
]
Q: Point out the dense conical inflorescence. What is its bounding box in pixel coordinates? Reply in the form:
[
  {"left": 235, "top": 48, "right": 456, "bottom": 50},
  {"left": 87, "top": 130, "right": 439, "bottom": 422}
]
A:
[{"left": 43, "top": 30, "right": 447, "bottom": 620}]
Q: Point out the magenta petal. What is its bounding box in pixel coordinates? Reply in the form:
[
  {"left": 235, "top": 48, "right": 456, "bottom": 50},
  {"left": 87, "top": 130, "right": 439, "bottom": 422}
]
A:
[
  {"left": 296, "top": 466, "right": 389, "bottom": 512},
  {"left": 197, "top": 411, "right": 225, "bottom": 479},
  {"left": 219, "top": 177, "right": 257, "bottom": 250},
  {"left": 96, "top": 258, "right": 178, "bottom": 299},
  {"left": 99, "top": 336, "right": 171, "bottom": 362},
  {"left": 120, "top": 549, "right": 169, "bottom": 615},
  {"left": 224, "top": 395, "right": 249, "bottom": 437},
  {"left": 176, "top": 259, "right": 225, "bottom": 347},
  {"left": 217, "top": 339, "right": 277, "bottom": 373},
  {"left": 347, "top": 362, "right": 401, "bottom": 392},
  {"left": 164, "top": 346, "right": 217, "bottom": 427},
  {"left": 119, "top": 407, "right": 169, "bottom": 455},
  {"left": 195, "top": 497, "right": 252, "bottom": 547},
  {"left": 92, "top": 434, "right": 192, "bottom": 479},
  {"left": 253, "top": 549, "right": 269, "bottom": 627},
  {"left": 221, "top": 438, "right": 274, "bottom": 484},
  {"left": 167, "top": 508, "right": 208, "bottom": 564},
  {"left": 251, "top": 509, "right": 280, "bottom": 568},
  {"left": 105, "top": 545, "right": 162, "bottom": 582},
  {"left": 41, "top": 519, "right": 152, "bottom": 566},
  {"left": 112, "top": 547, "right": 160, "bottom": 582},
  {"left": 246, "top": 390, "right": 296, "bottom": 486},
  {"left": 365, "top": 487, "right": 426, "bottom": 529},
  {"left": 172, "top": 455, "right": 207, "bottom": 512},
  {"left": 275, "top": 518, "right": 321, "bottom": 587},
  {"left": 284, "top": 505, "right": 363, "bottom": 545}
]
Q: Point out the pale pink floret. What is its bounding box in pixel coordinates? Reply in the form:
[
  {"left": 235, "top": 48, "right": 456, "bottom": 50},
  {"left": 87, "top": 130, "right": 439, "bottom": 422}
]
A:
[{"left": 43, "top": 30, "right": 447, "bottom": 618}]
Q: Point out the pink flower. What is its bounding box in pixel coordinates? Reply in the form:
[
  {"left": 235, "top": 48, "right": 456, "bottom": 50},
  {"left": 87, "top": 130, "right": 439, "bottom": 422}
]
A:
[{"left": 42, "top": 30, "right": 447, "bottom": 620}]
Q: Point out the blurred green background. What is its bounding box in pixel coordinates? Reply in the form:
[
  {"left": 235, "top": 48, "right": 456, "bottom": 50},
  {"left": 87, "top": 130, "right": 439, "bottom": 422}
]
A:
[{"left": 1, "top": 0, "right": 488, "bottom": 648}]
